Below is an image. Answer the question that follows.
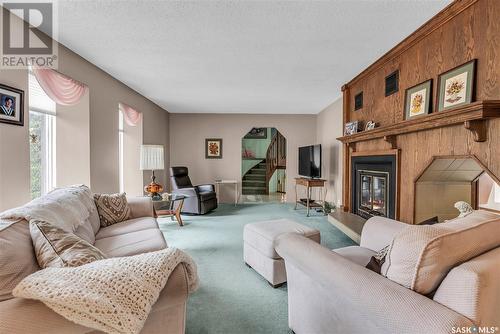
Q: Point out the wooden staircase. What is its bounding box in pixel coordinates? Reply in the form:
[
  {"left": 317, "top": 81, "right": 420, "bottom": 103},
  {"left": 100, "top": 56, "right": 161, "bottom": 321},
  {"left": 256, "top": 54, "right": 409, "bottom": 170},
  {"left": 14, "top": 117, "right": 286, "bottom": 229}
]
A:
[
  {"left": 242, "top": 160, "right": 267, "bottom": 195},
  {"left": 265, "top": 132, "right": 286, "bottom": 194},
  {"left": 242, "top": 131, "right": 286, "bottom": 195}
]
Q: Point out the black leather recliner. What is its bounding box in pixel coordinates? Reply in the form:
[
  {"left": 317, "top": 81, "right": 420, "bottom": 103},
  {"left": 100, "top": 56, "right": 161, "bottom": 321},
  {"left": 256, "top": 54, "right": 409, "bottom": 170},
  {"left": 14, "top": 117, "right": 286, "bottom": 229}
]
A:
[{"left": 169, "top": 166, "right": 218, "bottom": 215}]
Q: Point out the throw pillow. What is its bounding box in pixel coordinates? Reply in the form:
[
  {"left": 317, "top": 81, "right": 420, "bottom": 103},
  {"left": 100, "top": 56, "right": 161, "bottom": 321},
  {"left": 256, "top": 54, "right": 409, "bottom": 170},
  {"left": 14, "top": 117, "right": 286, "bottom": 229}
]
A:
[
  {"left": 381, "top": 210, "right": 500, "bottom": 294},
  {"left": 0, "top": 218, "right": 40, "bottom": 301},
  {"left": 93, "top": 192, "right": 131, "bottom": 227},
  {"left": 365, "top": 245, "right": 389, "bottom": 274},
  {"left": 30, "top": 219, "right": 106, "bottom": 268}
]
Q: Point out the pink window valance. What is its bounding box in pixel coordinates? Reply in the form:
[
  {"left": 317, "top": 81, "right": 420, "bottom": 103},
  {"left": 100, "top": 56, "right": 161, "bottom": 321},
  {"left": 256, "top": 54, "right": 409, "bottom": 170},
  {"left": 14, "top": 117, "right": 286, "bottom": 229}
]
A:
[
  {"left": 32, "top": 68, "right": 88, "bottom": 106},
  {"left": 119, "top": 103, "right": 142, "bottom": 126}
]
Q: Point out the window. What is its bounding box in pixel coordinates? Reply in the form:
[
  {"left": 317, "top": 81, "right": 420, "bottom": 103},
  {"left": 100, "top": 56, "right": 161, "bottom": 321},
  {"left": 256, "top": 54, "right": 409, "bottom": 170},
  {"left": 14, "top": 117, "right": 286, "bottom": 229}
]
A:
[
  {"left": 118, "top": 103, "right": 143, "bottom": 196},
  {"left": 118, "top": 109, "right": 124, "bottom": 193},
  {"left": 29, "top": 71, "right": 56, "bottom": 199}
]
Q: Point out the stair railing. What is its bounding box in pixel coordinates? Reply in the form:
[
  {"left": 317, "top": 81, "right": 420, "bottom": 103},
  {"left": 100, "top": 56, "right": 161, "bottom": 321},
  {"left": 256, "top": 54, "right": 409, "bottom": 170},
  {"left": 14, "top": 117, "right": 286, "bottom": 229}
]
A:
[{"left": 265, "top": 132, "right": 286, "bottom": 194}]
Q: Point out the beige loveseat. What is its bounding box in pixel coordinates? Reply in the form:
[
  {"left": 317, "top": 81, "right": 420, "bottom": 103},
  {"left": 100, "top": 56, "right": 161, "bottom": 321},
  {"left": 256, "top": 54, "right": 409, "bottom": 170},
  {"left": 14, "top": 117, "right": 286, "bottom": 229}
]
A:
[
  {"left": 0, "top": 194, "right": 189, "bottom": 334},
  {"left": 276, "top": 211, "right": 500, "bottom": 334}
]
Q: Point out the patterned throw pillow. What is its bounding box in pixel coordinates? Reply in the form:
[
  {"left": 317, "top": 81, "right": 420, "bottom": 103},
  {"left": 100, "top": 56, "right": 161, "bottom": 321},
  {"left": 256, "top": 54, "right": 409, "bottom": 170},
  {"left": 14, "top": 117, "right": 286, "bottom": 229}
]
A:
[
  {"left": 93, "top": 193, "right": 131, "bottom": 227},
  {"left": 365, "top": 245, "right": 390, "bottom": 274},
  {"left": 30, "top": 219, "right": 106, "bottom": 268}
]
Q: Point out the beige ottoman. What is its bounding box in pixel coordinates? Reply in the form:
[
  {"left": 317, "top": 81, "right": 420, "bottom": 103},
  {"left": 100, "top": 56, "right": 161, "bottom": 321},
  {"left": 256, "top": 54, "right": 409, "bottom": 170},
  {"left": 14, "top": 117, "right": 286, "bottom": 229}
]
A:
[{"left": 243, "top": 218, "right": 321, "bottom": 287}]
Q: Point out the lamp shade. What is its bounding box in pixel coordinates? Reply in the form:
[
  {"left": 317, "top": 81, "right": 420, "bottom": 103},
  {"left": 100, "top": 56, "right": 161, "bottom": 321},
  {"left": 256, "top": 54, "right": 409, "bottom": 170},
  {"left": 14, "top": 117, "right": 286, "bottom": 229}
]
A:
[{"left": 140, "top": 145, "right": 164, "bottom": 170}]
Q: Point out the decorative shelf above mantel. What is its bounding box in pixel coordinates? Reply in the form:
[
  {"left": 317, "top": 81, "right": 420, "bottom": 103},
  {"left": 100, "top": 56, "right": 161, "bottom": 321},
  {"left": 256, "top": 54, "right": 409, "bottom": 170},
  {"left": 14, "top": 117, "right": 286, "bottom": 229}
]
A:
[{"left": 337, "top": 100, "right": 500, "bottom": 144}]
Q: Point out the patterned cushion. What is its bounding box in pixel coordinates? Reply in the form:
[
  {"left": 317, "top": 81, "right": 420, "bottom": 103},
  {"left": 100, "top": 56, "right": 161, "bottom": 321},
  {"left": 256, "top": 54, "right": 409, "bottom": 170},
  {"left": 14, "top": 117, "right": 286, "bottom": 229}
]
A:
[
  {"left": 365, "top": 245, "right": 389, "bottom": 274},
  {"left": 93, "top": 193, "right": 131, "bottom": 227},
  {"left": 30, "top": 219, "right": 106, "bottom": 268}
]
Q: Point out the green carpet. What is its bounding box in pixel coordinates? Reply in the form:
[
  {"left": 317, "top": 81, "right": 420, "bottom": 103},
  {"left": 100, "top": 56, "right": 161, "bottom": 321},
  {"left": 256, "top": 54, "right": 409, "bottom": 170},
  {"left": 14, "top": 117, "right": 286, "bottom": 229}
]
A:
[{"left": 158, "top": 203, "right": 355, "bottom": 334}]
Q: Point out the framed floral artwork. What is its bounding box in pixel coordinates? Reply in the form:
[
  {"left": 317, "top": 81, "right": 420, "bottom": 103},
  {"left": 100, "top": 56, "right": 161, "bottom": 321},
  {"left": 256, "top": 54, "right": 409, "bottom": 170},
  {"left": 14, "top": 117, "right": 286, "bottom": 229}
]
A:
[
  {"left": 205, "top": 138, "right": 223, "bottom": 159},
  {"left": 404, "top": 79, "right": 432, "bottom": 120},
  {"left": 437, "top": 60, "right": 476, "bottom": 112}
]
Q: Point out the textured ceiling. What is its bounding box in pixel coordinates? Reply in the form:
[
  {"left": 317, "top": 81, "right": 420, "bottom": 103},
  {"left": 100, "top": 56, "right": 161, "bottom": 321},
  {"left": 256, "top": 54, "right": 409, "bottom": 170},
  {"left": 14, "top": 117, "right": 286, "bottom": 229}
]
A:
[{"left": 51, "top": 0, "right": 451, "bottom": 114}]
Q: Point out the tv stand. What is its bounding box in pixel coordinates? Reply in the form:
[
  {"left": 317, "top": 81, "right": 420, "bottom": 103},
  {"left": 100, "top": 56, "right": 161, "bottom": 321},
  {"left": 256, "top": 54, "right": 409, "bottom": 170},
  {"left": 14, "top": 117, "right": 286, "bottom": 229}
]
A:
[{"left": 294, "top": 177, "right": 327, "bottom": 217}]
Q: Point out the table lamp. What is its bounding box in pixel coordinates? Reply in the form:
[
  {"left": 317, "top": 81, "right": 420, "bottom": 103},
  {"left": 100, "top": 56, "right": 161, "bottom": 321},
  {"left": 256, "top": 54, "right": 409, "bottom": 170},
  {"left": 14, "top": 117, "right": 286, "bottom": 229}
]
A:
[{"left": 140, "top": 145, "right": 164, "bottom": 200}]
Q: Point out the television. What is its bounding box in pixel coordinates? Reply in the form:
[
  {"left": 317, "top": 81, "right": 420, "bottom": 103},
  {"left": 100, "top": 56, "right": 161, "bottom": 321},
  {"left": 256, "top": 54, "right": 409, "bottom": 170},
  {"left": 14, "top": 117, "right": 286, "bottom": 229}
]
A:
[{"left": 298, "top": 144, "right": 322, "bottom": 178}]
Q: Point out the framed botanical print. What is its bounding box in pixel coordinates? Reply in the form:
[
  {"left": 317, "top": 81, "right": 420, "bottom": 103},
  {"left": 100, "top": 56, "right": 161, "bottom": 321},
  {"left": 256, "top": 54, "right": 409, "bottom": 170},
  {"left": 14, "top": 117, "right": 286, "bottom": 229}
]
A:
[
  {"left": 437, "top": 60, "right": 476, "bottom": 112},
  {"left": 0, "top": 83, "right": 24, "bottom": 126},
  {"left": 205, "top": 138, "right": 223, "bottom": 159},
  {"left": 404, "top": 79, "right": 432, "bottom": 119}
]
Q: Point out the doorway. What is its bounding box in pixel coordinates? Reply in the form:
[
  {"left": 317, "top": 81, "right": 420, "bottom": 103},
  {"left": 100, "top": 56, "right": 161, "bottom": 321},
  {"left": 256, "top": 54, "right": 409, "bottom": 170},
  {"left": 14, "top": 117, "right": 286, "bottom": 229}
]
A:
[{"left": 241, "top": 127, "right": 286, "bottom": 203}]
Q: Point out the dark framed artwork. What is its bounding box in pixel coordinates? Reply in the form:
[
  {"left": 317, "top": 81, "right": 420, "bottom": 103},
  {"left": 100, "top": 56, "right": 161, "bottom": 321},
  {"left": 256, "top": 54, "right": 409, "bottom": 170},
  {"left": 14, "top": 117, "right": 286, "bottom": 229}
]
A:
[
  {"left": 354, "top": 92, "right": 363, "bottom": 110},
  {"left": 244, "top": 127, "right": 267, "bottom": 139},
  {"left": 404, "top": 79, "right": 432, "bottom": 120},
  {"left": 0, "top": 83, "right": 24, "bottom": 126},
  {"left": 205, "top": 138, "right": 223, "bottom": 159},
  {"left": 385, "top": 70, "right": 399, "bottom": 96},
  {"left": 437, "top": 59, "right": 476, "bottom": 112}
]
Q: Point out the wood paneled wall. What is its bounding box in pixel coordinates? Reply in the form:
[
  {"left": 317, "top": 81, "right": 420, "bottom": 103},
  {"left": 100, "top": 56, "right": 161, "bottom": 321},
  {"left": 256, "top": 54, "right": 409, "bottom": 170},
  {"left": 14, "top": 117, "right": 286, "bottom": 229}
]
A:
[{"left": 341, "top": 0, "right": 500, "bottom": 224}]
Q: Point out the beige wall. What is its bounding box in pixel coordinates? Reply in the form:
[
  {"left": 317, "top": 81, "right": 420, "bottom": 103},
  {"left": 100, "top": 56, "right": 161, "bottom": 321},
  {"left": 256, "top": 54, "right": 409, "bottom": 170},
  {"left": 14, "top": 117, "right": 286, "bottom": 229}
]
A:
[
  {"left": 0, "top": 69, "right": 31, "bottom": 210},
  {"left": 0, "top": 11, "right": 169, "bottom": 211},
  {"left": 57, "top": 45, "right": 170, "bottom": 194},
  {"left": 169, "top": 114, "right": 317, "bottom": 203},
  {"left": 316, "top": 98, "right": 343, "bottom": 207}
]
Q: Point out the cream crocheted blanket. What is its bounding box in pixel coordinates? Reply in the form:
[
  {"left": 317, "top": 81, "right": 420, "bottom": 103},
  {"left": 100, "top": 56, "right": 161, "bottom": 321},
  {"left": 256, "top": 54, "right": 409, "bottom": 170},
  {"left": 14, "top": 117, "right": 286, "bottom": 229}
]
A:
[{"left": 13, "top": 248, "right": 199, "bottom": 334}]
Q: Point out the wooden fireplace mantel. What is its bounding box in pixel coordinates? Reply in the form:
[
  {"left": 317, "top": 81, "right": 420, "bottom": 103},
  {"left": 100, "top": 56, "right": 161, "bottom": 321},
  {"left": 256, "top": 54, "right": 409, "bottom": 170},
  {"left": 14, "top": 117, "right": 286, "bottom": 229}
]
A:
[
  {"left": 337, "top": 100, "right": 500, "bottom": 144},
  {"left": 337, "top": 0, "right": 500, "bottom": 223}
]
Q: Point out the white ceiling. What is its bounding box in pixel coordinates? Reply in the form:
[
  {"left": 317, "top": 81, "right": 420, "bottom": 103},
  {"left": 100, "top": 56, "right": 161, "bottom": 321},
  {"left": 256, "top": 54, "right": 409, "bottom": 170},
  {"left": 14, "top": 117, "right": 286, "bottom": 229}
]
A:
[{"left": 51, "top": 0, "right": 451, "bottom": 114}]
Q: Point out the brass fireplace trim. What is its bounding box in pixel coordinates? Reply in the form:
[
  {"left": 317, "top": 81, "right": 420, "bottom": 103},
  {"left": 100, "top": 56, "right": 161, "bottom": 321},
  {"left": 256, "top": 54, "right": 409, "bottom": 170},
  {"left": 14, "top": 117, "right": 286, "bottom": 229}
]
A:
[{"left": 357, "top": 169, "right": 390, "bottom": 219}]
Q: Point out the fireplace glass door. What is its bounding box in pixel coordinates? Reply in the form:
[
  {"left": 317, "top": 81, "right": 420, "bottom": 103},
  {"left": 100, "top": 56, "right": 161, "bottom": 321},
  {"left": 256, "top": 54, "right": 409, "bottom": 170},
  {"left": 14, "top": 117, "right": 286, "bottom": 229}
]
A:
[
  {"left": 360, "top": 175, "right": 372, "bottom": 209},
  {"left": 358, "top": 170, "right": 389, "bottom": 218}
]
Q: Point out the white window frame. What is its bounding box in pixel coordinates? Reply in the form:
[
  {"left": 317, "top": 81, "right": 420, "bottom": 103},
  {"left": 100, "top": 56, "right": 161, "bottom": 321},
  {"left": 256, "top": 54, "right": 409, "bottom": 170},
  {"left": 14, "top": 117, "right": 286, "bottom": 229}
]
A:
[
  {"left": 29, "top": 71, "right": 57, "bottom": 198},
  {"left": 119, "top": 109, "right": 124, "bottom": 193}
]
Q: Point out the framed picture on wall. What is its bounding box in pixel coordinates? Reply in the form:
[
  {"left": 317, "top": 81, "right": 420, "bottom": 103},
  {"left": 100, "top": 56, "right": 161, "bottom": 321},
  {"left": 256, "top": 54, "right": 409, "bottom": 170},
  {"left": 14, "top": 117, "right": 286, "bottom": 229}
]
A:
[
  {"left": 0, "top": 83, "right": 24, "bottom": 126},
  {"left": 437, "top": 59, "right": 476, "bottom": 112},
  {"left": 244, "top": 127, "right": 267, "bottom": 139},
  {"left": 404, "top": 79, "right": 432, "bottom": 119},
  {"left": 205, "top": 138, "right": 223, "bottom": 159}
]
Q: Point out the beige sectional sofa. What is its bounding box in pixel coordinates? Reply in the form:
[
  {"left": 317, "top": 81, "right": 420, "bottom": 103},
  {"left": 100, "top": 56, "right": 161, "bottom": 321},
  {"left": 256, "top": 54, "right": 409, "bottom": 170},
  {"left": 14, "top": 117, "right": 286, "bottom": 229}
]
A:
[
  {"left": 277, "top": 211, "right": 500, "bottom": 334},
  {"left": 0, "top": 195, "right": 189, "bottom": 334}
]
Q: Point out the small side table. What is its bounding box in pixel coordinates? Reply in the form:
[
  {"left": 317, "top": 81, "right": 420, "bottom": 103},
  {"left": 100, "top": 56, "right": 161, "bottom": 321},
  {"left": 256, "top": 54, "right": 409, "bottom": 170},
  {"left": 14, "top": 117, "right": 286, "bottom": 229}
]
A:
[
  {"left": 215, "top": 180, "right": 239, "bottom": 206},
  {"left": 294, "top": 177, "right": 327, "bottom": 217},
  {"left": 152, "top": 195, "right": 186, "bottom": 226}
]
